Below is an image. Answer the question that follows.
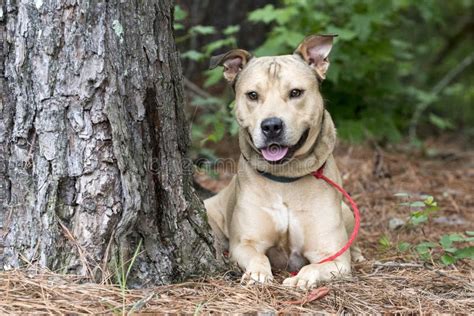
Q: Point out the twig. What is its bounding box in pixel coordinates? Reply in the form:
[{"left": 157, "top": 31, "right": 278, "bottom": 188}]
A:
[
  {"left": 101, "top": 230, "right": 116, "bottom": 284},
  {"left": 57, "top": 218, "right": 95, "bottom": 279},
  {"left": 373, "top": 261, "right": 424, "bottom": 268},
  {"left": 183, "top": 77, "right": 213, "bottom": 99}
]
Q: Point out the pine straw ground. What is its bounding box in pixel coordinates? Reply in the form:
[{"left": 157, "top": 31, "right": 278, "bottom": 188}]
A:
[{"left": 1, "top": 139, "right": 473, "bottom": 314}]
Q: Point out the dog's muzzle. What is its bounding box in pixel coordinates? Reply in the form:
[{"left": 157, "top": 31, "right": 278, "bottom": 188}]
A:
[{"left": 257, "top": 129, "right": 310, "bottom": 164}]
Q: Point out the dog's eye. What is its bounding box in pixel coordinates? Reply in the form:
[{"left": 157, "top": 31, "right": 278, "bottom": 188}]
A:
[
  {"left": 246, "top": 91, "right": 259, "bottom": 101},
  {"left": 289, "top": 89, "right": 303, "bottom": 99}
]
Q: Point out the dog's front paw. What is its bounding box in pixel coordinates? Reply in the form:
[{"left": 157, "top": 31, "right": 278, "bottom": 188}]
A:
[
  {"left": 241, "top": 257, "right": 273, "bottom": 285},
  {"left": 241, "top": 270, "right": 273, "bottom": 284},
  {"left": 283, "top": 267, "right": 320, "bottom": 289},
  {"left": 351, "top": 246, "right": 366, "bottom": 263},
  {"left": 283, "top": 262, "right": 350, "bottom": 289}
]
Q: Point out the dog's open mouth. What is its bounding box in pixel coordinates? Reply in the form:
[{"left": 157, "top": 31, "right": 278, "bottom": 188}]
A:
[
  {"left": 261, "top": 145, "right": 288, "bottom": 162},
  {"left": 259, "top": 129, "right": 309, "bottom": 164}
]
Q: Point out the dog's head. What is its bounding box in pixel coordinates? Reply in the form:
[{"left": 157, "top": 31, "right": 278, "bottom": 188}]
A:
[{"left": 210, "top": 35, "right": 335, "bottom": 164}]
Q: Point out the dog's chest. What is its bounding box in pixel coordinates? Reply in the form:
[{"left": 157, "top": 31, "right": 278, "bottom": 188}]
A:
[{"left": 261, "top": 194, "right": 304, "bottom": 251}]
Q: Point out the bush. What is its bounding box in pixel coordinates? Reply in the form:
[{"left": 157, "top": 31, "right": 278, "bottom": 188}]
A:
[{"left": 177, "top": 1, "right": 473, "bottom": 148}]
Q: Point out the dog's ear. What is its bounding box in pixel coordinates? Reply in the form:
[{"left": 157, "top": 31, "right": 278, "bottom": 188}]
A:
[
  {"left": 294, "top": 35, "right": 337, "bottom": 80},
  {"left": 209, "top": 49, "right": 252, "bottom": 83}
]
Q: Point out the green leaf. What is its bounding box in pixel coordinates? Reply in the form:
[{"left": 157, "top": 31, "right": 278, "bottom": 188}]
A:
[
  {"left": 248, "top": 4, "right": 278, "bottom": 24},
  {"left": 229, "top": 119, "right": 239, "bottom": 136},
  {"left": 443, "top": 247, "right": 458, "bottom": 253},
  {"left": 351, "top": 14, "right": 372, "bottom": 41},
  {"left": 326, "top": 26, "right": 356, "bottom": 41},
  {"left": 204, "top": 38, "right": 236, "bottom": 55},
  {"left": 273, "top": 7, "right": 298, "bottom": 25},
  {"left": 204, "top": 68, "right": 223, "bottom": 87},
  {"left": 174, "top": 23, "right": 184, "bottom": 31},
  {"left": 427, "top": 205, "right": 439, "bottom": 213},
  {"left": 440, "top": 233, "right": 474, "bottom": 257},
  {"left": 253, "top": 36, "right": 287, "bottom": 57},
  {"left": 454, "top": 246, "right": 474, "bottom": 260},
  {"left": 407, "top": 87, "right": 437, "bottom": 104},
  {"left": 440, "top": 234, "right": 454, "bottom": 249},
  {"left": 181, "top": 50, "right": 205, "bottom": 61},
  {"left": 174, "top": 5, "right": 187, "bottom": 21},
  {"left": 423, "top": 195, "right": 434, "bottom": 205},
  {"left": 410, "top": 201, "right": 425, "bottom": 208},
  {"left": 223, "top": 25, "right": 240, "bottom": 36},
  {"left": 248, "top": 5, "right": 297, "bottom": 25},
  {"left": 206, "top": 119, "right": 225, "bottom": 143},
  {"left": 466, "top": 231, "right": 474, "bottom": 236},
  {"left": 410, "top": 214, "right": 428, "bottom": 225},
  {"left": 415, "top": 242, "right": 437, "bottom": 254},
  {"left": 379, "top": 235, "right": 391, "bottom": 249},
  {"left": 440, "top": 254, "right": 456, "bottom": 265},
  {"left": 190, "top": 25, "right": 216, "bottom": 35},
  {"left": 282, "top": 30, "right": 305, "bottom": 47},
  {"left": 398, "top": 242, "right": 411, "bottom": 252},
  {"left": 442, "top": 233, "right": 467, "bottom": 243},
  {"left": 429, "top": 113, "right": 454, "bottom": 130}
]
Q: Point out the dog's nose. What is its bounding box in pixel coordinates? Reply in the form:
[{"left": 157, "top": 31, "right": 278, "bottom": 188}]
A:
[{"left": 261, "top": 117, "right": 283, "bottom": 138}]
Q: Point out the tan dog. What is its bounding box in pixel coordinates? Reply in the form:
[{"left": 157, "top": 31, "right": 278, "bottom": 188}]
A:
[{"left": 204, "top": 35, "right": 363, "bottom": 289}]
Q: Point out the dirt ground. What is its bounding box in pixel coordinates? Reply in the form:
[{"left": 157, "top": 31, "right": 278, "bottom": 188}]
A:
[{"left": 1, "top": 139, "right": 473, "bottom": 314}]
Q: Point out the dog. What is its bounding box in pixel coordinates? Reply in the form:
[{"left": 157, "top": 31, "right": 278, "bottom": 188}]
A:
[{"left": 204, "top": 35, "right": 363, "bottom": 289}]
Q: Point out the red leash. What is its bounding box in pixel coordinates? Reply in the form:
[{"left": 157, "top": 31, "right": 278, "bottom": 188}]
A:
[
  {"left": 311, "top": 163, "right": 361, "bottom": 264},
  {"left": 289, "top": 163, "right": 361, "bottom": 276}
]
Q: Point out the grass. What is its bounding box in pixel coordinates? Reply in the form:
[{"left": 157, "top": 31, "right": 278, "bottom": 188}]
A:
[{"left": 113, "top": 239, "right": 143, "bottom": 315}]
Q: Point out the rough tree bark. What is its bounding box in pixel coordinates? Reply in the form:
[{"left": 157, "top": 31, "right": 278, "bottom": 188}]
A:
[{"left": 0, "top": 0, "right": 224, "bottom": 286}]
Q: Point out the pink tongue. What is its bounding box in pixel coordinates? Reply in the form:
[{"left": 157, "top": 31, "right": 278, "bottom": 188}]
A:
[{"left": 261, "top": 146, "right": 289, "bottom": 162}]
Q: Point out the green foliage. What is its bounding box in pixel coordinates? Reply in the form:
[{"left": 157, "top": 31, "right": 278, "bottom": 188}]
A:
[
  {"left": 174, "top": 10, "right": 240, "bottom": 146},
  {"left": 428, "top": 113, "right": 454, "bottom": 130},
  {"left": 173, "top": 5, "right": 187, "bottom": 30},
  {"left": 397, "top": 241, "right": 411, "bottom": 252},
  {"left": 413, "top": 233, "right": 474, "bottom": 265},
  {"left": 378, "top": 235, "right": 391, "bottom": 250},
  {"left": 392, "top": 193, "right": 473, "bottom": 265},
  {"left": 245, "top": 0, "right": 473, "bottom": 142},
  {"left": 405, "top": 195, "right": 439, "bottom": 225},
  {"left": 189, "top": 25, "right": 216, "bottom": 36},
  {"left": 190, "top": 96, "right": 238, "bottom": 147},
  {"left": 176, "top": 1, "right": 472, "bottom": 148}
]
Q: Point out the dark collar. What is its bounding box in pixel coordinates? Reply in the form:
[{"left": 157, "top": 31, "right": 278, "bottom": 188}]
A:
[
  {"left": 241, "top": 154, "right": 304, "bottom": 183},
  {"left": 257, "top": 170, "right": 304, "bottom": 183}
]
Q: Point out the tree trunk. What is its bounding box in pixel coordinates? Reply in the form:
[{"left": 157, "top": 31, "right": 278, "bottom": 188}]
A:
[{"left": 0, "top": 0, "right": 224, "bottom": 286}]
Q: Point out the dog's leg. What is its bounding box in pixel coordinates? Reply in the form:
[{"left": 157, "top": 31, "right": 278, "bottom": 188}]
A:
[
  {"left": 204, "top": 177, "right": 238, "bottom": 254},
  {"left": 342, "top": 201, "right": 365, "bottom": 262},
  {"left": 231, "top": 241, "right": 273, "bottom": 284},
  {"left": 283, "top": 212, "right": 351, "bottom": 289},
  {"left": 282, "top": 257, "right": 351, "bottom": 289}
]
